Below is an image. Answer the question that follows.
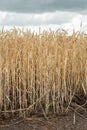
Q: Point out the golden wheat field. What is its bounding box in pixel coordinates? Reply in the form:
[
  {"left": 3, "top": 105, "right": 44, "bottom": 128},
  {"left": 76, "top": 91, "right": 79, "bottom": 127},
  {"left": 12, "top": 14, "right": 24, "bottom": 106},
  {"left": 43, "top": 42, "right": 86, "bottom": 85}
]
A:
[{"left": 0, "top": 28, "right": 87, "bottom": 118}]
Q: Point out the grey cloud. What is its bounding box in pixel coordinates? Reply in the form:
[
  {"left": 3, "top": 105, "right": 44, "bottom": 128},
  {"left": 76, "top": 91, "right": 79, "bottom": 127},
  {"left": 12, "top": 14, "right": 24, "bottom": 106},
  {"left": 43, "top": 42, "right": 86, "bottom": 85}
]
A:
[
  {"left": 0, "top": 11, "right": 77, "bottom": 26},
  {"left": 0, "top": 0, "right": 87, "bottom": 13}
]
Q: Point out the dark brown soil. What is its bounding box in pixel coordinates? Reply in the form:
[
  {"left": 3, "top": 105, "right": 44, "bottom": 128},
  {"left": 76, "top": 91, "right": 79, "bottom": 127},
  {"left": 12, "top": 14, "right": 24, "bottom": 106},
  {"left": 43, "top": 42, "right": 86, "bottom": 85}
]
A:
[{"left": 0, "top": 110, "right": 87, "bottom": 130}]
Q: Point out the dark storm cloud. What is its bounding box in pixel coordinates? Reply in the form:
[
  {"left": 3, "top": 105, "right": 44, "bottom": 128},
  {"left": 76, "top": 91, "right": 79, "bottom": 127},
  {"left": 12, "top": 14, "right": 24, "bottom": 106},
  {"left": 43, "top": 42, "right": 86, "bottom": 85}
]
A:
[{"left": 0, "top": 0, "right": 86, "bottom": 13}]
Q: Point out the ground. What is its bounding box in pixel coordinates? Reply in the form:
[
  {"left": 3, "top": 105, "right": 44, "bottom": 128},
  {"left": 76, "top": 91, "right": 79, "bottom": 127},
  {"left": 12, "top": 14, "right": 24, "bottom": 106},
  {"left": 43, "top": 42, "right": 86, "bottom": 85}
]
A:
[{"left": 0, "top": 110, "right": 87, "bottom": 130}]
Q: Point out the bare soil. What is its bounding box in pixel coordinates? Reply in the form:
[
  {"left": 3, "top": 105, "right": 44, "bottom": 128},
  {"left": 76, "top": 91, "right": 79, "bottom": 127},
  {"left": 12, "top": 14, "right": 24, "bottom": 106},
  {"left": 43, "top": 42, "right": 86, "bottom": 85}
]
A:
[{"left": 0, "top": 110, "right": 87, "bottom": 130}]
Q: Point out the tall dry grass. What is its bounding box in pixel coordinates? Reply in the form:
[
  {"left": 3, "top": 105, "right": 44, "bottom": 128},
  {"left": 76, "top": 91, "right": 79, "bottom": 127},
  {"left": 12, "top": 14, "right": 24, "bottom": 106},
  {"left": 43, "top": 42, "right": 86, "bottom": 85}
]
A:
[{"left": 0, "top": 29, "right": 87, "bottom": 117}]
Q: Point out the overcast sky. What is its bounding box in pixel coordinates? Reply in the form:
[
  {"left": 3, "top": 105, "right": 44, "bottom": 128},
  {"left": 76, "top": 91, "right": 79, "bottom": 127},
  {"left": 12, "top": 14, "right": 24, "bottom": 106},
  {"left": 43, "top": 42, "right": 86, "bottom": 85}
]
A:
[{"left": 0, "top": 0, "right": 87, "bottom": 32}]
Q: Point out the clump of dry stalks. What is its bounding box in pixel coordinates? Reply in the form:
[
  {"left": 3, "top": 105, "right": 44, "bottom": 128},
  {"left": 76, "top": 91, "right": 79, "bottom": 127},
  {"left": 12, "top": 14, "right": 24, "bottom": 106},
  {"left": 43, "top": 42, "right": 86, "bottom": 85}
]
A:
[{"left": 0, "top": 28, "right": 87, "bottom": 118}]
